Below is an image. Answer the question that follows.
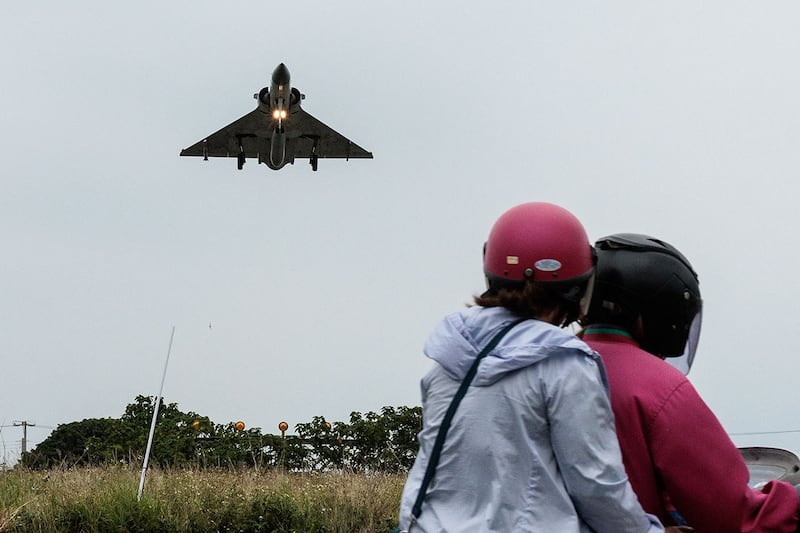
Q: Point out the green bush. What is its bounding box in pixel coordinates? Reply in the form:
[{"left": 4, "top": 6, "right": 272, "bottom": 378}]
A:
[{"left": 22, "top": 396, "right": 422, "bottom": 475}]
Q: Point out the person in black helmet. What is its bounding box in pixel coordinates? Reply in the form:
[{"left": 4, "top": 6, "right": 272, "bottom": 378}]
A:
[{"left": 582, "top": 233, "right": 800, "bottom": 532}]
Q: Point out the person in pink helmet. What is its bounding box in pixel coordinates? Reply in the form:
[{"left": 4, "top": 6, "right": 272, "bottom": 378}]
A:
[
  {"left": 398, "top": 203, "right": 664, "bottom": 532},
  {"left": 582, "top": 233, "right": 800, "bottom": 532}
]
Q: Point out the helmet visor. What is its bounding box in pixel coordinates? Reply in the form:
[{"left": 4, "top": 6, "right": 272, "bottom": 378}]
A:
[
  {"left": 578, "top": 272, "right": 596, "bottom": 317},
  {"left": 666, "top": 310, "right": 702, "bottom": 375}
]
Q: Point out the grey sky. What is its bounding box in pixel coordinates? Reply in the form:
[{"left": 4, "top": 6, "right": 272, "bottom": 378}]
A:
[{"left": 3, "top": 2, "right": 800, "bottom": 463}]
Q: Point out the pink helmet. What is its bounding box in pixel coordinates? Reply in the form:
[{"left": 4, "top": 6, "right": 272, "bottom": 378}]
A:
[{"left": 484, "top": 202, "right": 594, "bottom": 289}]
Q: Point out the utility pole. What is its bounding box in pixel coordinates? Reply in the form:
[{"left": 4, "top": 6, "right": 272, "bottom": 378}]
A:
[{"left": 13, "top": 421, "right": 35, "bottom": 455}]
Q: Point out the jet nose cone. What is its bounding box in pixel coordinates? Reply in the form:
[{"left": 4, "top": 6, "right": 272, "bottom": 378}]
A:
[{"left": 272, "top": 63, "right": 290, "bottom": 85}]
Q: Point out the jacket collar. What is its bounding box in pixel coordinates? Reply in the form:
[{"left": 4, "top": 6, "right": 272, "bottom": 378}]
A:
[{"left": 582, "top": 325, "right": 640, "bottom": 347}]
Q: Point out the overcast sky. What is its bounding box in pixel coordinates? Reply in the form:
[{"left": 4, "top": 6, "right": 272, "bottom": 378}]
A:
[{"left": 3, "top": 2, "right": 800, "bottom": 464}]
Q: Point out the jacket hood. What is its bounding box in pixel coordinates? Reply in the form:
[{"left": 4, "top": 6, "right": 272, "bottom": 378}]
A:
[{"left": 424, "top": 306, "right": 600, "bottom": 386}]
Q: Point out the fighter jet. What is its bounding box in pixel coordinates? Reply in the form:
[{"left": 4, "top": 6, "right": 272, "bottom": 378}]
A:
[{"left": 180, "top": 63, "right": 372, "bottom": 171}]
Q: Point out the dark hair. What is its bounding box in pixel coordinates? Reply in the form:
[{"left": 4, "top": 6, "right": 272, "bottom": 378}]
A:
[{"left": 474, "top": 280, "right": 576, "bottom": 324}]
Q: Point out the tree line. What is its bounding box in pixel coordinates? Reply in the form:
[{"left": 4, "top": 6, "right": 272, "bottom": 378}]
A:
[{"left": 21, "top": 396, "right": 422, "bottom": 472}]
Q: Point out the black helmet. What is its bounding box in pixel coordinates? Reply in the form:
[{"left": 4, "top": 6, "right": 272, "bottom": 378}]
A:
[{"left": 587, "top": 233, "right": 702, "bottom": 363}]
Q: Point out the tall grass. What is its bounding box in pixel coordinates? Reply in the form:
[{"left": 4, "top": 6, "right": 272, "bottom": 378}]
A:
[{"left": 0, "top": 466, "right": 405, "bottom": 532}]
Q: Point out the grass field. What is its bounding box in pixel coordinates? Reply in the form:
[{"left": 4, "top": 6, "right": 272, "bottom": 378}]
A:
[{"left": 0, "top": 466, "right": 405, "bottom": 532}]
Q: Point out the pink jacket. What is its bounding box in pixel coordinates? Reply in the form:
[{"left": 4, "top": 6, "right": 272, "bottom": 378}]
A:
[{"left": 584, "top": 328, "right": 799, "bottom": 533}]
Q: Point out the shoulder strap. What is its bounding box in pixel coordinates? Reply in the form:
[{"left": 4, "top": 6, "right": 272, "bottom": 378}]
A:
[{"left": 411, "top": 317, "right": 526, "bottom": 521}]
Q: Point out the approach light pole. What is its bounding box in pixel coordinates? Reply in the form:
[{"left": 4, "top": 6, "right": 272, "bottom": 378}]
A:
[
  {"left": 138, "top": 326, "right": 176, "bottom": 502},
  {"left": 13, "top": 421, "right": 35, "bottom": 455}
]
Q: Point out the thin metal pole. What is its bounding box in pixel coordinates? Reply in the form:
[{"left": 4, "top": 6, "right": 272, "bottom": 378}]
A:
[
  {"left": 138, "top": 326, "right": 175, "bottom": 501},
  {"left": 13, "top": 421, "right": 35, "bottom": 455}
]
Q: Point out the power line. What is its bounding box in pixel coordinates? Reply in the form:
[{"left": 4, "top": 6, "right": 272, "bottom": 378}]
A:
[{"left": 730, "top": 429, "right": 800, "bottom": 436}]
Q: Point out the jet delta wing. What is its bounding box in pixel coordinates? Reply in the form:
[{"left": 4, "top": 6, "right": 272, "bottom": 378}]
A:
[{"left": 180, "top": 63, "right": 372, "bottom": 171}]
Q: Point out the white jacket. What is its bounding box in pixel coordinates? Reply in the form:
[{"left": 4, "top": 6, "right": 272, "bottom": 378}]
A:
[{"left": 399, "top": 306, "right": 662, "bottom": 532}]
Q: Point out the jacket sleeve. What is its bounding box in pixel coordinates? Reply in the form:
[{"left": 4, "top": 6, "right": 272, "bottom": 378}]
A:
[
  {"left": 650, "top": 380, "right": 799, "bottom": 532},
  {"left": 544, "top": 352, "right": 663, "bottom": 533}
]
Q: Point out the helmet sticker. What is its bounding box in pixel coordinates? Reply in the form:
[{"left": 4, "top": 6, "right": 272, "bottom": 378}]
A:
[
  {"left": 535, "top": 259, "right": 562, "bottom": 272},
  {"left": 506, "top": 256, "right": 520, "bottom": 265}
]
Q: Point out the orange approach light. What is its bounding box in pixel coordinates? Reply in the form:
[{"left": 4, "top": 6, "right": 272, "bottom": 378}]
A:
[{"left": 234, "top": 421, "right": 245, "bottom": 431}]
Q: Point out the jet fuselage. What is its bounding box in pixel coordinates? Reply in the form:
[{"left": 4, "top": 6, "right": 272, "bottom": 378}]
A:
[{"left": 255, "top": 63, "right": 299, "bottom": 169}]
